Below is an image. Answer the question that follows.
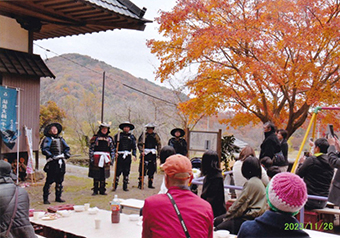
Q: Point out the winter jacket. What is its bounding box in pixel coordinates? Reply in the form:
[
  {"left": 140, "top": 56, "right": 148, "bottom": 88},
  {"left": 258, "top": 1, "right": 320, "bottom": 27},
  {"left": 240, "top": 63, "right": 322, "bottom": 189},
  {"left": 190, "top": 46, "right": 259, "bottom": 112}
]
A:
[
  {"left": 142, "top": 186, "right": 214, "bottom": 238},
  {"left": 201, "top": 172, "right": 226, "bottom": 217},
  {"left": 0, "top": 177, "right": 36, "bottom": 238},
  {"left": 238, "top": 210, "right": 310, "bottom": 238},
  {"left": 225, "top": 177, "right": 266, "bottom": 220},
  {"left": 296, "top": 153, "right": 334, "bottom": 209},
  {"left": 327, "top": 145, "right": 340, "bottom": 206},
  {"left": 260, "top": 131, "right": 281, "bottom": 159},
  {"left": 280, "top": 139, "right": 289, "bottom": 160},
  {"left": 232, "top": 160, "right": 269, "bottom": 197}
]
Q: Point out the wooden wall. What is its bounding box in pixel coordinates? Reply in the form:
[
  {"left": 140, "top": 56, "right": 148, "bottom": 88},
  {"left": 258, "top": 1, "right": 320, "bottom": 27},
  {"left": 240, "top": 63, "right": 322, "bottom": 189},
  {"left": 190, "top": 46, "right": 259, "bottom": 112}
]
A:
[{"left": 1, "top": 73, "right": 40, "bottom": 153}]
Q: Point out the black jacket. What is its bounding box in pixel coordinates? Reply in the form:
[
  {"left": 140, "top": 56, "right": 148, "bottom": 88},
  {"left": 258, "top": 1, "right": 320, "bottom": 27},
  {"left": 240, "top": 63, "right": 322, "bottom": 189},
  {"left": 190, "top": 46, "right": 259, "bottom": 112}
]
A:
[
  {"left": 201, "top": 172, "right": 226, "bottom": 217},
  {"left": 327, "top": 145, "right": 340, "bottom": 206},
  {"left": 168, "top": 137, "right": 187, "bottom": 156},
  {"left": 238, "top": 210, "right": 310, "bottom": 238},
  {"left": 280, "top": 139, "right": 288, "bottom": 160},
  {"left": 260, "top": 131, "right": 281, "bottom": 159},
  {"left": 296, "top": 153, "right": 334, "bottom": 197}
]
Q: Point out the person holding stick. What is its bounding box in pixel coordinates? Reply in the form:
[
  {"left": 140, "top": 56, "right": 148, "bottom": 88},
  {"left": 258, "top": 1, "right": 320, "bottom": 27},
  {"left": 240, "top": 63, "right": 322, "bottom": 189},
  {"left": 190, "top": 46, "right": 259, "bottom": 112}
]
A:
[
  {"left": 138, "top": 123, "right": 161, "bottom": 189},
  {"left": 41, "top": 123, "right": 70, "bottom": 204},
  {"left": 88, "top": 122, "right": 114, "bottom": 195},
  {"left": 113, "top": 122, "right": 136, "bottom": 191}
]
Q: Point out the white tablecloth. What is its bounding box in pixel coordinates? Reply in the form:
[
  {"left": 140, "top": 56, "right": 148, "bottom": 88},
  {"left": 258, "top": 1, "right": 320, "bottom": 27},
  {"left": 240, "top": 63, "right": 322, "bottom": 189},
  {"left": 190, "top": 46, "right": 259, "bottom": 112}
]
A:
[{"left": 30, "top": 209, "right": 142, "bottom": 238}]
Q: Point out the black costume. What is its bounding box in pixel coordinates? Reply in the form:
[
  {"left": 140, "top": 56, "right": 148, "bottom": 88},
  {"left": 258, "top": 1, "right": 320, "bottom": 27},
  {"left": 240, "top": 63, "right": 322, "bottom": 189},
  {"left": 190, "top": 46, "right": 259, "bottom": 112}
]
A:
[
  {"left": 41, "top": 123, "right": 70, "bottom": 204},
  {"left": 88, "top": 124, "right": 114, "bottom": 195},
  {"left": 259, "top": 130, "right": 281, "bottom": 159},
  {"left": 137, "top": 125, "right": 161, "bottom": 189},
  {"left": 113, "top": 125, "right": 136, "bottom": 191},
  {"left": 168, "top": 128, "right": 187, "bottom": 155}
]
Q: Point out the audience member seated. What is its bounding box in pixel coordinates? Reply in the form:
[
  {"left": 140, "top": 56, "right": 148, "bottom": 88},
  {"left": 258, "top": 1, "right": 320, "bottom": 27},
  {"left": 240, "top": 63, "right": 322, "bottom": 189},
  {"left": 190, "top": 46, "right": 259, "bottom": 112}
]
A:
[
  {"left": 233, "top": 146, "right": 269, "bottom": 197},
  {"left": 296, "top": 138, "right": 334, "bottom": 210},
  {"left": 260, "top": 156, "right": 273, "bottom": 170},
  {"left": 0, "top": 160, "right": 37, "bottom": 238},
  {"left": 201, "top": 150, "right": 226, "bottom": 217},
  {"left": 214, "top": 156, "right": 267, "bottom": 234},
  {"left": 158, "top": 146, "right": 176, "bottom": 194},
  {"left": 237, "top": 172, "right": 309, "bottom": 238},
  {"left": 266, "top": 166, "right": 281, "bottom": 180},
  {"left": 142, "top": 154, "right": 214, "bottom": 238}
]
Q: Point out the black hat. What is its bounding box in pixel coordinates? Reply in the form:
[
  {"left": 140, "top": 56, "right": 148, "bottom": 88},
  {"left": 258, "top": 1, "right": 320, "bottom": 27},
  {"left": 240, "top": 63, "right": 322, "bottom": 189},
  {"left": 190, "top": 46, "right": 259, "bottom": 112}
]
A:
[
  {"left": 44, "top": 122, "right": 62, "bottom": 136},
  {"left": 171, "top": 128, "right": 185, "bottom": 137},
  {"left": 119, "top": 121, "right": 135, "bottom": 130}
]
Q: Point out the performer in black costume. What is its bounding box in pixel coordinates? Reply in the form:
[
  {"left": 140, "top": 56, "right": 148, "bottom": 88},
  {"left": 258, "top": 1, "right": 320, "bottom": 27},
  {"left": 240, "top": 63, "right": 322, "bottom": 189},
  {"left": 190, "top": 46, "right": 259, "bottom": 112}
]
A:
[
  {"left": 88, "top": 122, "right": 114, "bottom": 195},
  {"left": 168, "top": 128, "right": 187, "bottom": 156},
  {"left": 113, "top": 121, "right": 136, "bottom": 191},
  {"left": 137, "top": 123, "right": 161, "bottom": 189},
  {"left": 41, "top": 122, "right": 70, "bottom": 204}
]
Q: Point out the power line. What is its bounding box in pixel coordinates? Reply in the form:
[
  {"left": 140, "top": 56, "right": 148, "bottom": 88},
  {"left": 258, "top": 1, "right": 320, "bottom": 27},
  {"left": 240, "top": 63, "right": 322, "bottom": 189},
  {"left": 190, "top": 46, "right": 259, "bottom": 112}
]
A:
[{"left": 34, "top": 43, "right": 177, "bottom": 106}]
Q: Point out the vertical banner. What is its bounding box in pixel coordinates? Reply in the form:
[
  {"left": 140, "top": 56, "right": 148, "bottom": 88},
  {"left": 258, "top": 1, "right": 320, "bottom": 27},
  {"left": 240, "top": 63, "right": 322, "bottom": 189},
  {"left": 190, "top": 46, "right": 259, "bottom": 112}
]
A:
[
  {"left": 25, "top": 126, "right": 34, "bottom": 174},
  {"left": 0, "top": 86, "right": 18, "bottom": 149}
]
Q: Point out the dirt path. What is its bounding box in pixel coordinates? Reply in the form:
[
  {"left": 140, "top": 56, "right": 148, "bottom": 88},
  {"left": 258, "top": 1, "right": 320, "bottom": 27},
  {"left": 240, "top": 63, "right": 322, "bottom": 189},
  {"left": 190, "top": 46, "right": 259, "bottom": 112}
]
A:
[{"left": 26, "top": 160, "right": 163, "bottom": 211}]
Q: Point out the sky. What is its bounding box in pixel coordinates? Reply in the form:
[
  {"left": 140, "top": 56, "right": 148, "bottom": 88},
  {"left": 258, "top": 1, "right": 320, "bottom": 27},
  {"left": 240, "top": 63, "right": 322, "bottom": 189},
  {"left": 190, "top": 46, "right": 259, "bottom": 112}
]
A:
[{"left": 33, "top": 0, "right": 177, "bottom": 87}]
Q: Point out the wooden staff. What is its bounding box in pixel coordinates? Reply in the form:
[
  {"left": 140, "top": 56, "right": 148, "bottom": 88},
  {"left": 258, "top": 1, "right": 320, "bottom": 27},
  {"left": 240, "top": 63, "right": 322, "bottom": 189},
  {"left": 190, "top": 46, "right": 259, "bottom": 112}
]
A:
[
  {"left": 112, "top": 130, "right": 120, "bottom": 190},
  {"left": 141, "top": 130, "right": 146, "bottom": 190}
]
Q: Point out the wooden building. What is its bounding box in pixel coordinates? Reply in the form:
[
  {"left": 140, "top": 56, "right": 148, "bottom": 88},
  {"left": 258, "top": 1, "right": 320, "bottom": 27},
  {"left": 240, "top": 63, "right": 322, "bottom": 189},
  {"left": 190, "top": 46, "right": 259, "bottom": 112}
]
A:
[{"left": 0, "top": 0, "right": 150, "bottom": 163}]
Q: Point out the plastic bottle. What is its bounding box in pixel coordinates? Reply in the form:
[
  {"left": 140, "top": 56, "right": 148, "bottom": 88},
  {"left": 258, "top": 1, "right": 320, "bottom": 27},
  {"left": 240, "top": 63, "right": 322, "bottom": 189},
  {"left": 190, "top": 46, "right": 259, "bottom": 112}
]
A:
[{"left": 111, "top": 195, "right": 120, "bottom": 223}]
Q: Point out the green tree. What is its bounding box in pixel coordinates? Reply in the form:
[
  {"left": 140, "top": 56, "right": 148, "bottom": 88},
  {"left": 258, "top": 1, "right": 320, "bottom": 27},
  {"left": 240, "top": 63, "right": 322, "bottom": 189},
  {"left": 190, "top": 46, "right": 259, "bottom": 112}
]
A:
[{"left": 221, "top": 135, "right": 240, "bottom": 171}]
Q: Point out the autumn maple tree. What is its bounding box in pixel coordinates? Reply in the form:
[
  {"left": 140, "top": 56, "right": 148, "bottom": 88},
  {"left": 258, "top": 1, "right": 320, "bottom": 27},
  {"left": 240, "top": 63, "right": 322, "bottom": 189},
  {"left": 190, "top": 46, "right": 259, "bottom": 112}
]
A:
[
  {"left": 148, "top": 0, "right": 340, "bottom": 137},
  {"left": 39, "top": 100, "right": 66, "bottom": 139}
]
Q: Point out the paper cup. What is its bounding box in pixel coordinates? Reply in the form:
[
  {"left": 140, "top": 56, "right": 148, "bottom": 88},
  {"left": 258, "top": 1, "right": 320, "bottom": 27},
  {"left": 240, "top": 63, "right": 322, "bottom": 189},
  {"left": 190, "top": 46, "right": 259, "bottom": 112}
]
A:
[
  {"left": 94, "top": 218, "right": 101, "bottom": 229},
  {"left": 33, "top": 212, "right": 40, "bottom": 220},
  {"left": 214, "top": 230, "right": 230, "bottom": 238},
  {"left": 84, "top": 203, "right": 90, "bottom": 211}
]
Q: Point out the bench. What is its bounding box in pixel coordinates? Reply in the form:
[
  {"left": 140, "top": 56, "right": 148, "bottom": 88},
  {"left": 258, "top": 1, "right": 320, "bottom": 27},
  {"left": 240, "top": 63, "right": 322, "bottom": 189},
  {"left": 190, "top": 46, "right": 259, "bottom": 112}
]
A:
[
  {"left": 311, "top": 208, "right": 340, "bottom": 226},
  {"left": 120, "top": 198, "right": 144, "bottom": 213}
]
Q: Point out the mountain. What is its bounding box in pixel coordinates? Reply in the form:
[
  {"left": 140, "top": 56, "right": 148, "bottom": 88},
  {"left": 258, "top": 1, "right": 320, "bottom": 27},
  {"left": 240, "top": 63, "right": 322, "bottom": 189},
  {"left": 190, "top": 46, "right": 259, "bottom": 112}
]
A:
[
  {"left": 40, "top": 53, "right": 179, "bottom": 109},
  {"left": 40, "top": 53, "right": 187, "bottom": 154}
]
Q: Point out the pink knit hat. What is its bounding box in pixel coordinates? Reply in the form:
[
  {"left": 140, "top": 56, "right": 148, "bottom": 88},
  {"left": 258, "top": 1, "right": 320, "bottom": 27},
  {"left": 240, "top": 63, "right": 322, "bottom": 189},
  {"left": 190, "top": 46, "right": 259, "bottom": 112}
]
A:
[{"left": 267, "top": 172, "right": 307, "bottom": 215}]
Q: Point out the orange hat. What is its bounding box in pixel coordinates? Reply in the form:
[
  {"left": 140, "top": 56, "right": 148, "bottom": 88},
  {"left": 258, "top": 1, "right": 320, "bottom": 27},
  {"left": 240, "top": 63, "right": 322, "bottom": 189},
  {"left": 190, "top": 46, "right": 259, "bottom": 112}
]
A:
[{"left": 161, "top": 154, "right": 192, "bottom": 180}]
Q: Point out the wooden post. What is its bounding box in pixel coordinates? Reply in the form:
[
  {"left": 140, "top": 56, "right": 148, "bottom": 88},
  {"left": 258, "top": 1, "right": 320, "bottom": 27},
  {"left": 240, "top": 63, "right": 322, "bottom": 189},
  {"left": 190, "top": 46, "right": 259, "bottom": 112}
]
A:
[
  {"left": 185, "top": 127, "right": 190, "bottom": 158},
  {"left": 112, "top": 130, "right": 120, "bottom": 190},
  {"left": 217, "top": 129, "right": 222, "bottom": 166}
]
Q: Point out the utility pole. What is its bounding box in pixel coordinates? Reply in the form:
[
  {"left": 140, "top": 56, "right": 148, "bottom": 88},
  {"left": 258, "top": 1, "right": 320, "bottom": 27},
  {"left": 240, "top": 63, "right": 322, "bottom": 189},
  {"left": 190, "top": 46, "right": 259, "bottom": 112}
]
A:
[{"left": 101, "top": 71, "right": 105, "bottom": 122}]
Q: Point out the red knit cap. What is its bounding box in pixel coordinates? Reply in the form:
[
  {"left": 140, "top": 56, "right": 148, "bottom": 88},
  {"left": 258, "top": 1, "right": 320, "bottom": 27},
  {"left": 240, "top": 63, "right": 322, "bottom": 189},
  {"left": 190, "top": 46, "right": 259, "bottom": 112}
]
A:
[
  {"left": 267, "top": 172, "right": 307, "bottom": 214},
  {"left": 161, "top": 154, "right": 192, "bottom": 180}
]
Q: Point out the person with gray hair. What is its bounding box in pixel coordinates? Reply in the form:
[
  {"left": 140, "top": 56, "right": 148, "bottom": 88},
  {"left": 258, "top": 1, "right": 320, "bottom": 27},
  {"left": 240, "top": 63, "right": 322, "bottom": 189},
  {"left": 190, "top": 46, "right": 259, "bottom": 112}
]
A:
[{"left": 0, "top": 160, "right": 37, "bottom": 238}]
